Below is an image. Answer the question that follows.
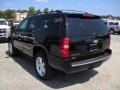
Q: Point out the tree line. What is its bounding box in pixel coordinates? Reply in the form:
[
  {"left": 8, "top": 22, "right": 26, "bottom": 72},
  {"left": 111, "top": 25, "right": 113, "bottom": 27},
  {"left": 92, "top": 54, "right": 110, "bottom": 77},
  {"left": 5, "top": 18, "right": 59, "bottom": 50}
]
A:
[
  {"left": 0, "top": 7, "right": 120, "bottom": 21},
  {"left": 102, "top": 15, "right": 120, "bottom": 20},
  {"left": 0, "top": 7, "right": 49, "bottom": 21}
]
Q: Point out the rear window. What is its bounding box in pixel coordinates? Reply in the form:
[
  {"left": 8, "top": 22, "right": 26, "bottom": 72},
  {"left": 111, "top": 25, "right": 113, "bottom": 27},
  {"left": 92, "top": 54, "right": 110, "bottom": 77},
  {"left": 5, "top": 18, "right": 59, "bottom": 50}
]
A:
[{"left": 66, "top": 17, "right": 108, "bottom": 36}]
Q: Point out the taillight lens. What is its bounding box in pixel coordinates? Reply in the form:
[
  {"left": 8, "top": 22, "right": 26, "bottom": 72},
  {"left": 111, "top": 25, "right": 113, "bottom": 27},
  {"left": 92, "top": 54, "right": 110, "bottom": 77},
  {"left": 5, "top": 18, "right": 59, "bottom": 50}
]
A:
[{"left": 59, "top": 37, "right": 70, "bottom": 58}]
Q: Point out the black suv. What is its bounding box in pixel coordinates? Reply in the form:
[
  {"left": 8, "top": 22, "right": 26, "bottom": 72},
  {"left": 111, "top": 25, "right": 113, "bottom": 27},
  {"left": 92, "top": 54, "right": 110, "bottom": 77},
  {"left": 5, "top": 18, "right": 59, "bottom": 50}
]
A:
[{"left": 8, "top": 10, "right": 112, "bottom": 80}]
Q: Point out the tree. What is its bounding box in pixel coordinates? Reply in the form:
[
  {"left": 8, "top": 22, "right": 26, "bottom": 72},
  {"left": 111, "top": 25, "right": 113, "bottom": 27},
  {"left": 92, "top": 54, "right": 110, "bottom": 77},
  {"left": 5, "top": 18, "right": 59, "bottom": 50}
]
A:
[
  {"left": 22, "top": 10, "right": 27, "bottom": 13},
  {"left": 27, "top": 7, "right": 36, "bottom": 16},
  {"left": 0, "top": 10, "right": 4, "bottom": 18},
  {"left": 43, "top": 8, "right": 49, "bottom": 13},
  {"left": 36, "top": 9, "right": 41, "bottom": 15},
  {"left": 50, "top": 9, "right": 54, "bottom": 13},
  {"left": 2, "top": 9, "right": 14, "bottom": 19},
  {"left": 17, "top": 9, "right": 27, "bottom": 13}
]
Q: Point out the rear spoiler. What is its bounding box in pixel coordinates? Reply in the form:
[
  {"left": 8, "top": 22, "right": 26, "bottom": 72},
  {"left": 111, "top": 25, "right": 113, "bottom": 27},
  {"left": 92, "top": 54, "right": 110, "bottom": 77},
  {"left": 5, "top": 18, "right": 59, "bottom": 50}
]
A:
[{"left": 66, "top": 14, "right": 100, "bottom": 19}]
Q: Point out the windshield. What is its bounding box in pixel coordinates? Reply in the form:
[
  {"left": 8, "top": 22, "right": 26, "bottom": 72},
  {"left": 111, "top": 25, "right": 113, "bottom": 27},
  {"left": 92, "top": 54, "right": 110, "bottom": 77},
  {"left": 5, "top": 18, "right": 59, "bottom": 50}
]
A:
[
  {"left": 66, "top": 17, "right": 108, "bottom": 36},
  {"left": 14, "top": 21, "right": 20, "bottom": 23},
  {"left": 109, "top": 22, "right": 118, "bottom": 25},
  {"left": 0, "top": 20, "right": 7, "bottom": 25}
]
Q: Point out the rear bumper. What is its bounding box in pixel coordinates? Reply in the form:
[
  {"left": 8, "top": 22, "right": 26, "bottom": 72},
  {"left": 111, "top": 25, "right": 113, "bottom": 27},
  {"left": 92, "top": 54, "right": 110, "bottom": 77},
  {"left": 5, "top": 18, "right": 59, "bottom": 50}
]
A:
[
  {"left": 0, "top": 37, "right": 8, "bottom": 41},
  {"left": 48, "top": 49, "right": 112, "bottom": 73}
]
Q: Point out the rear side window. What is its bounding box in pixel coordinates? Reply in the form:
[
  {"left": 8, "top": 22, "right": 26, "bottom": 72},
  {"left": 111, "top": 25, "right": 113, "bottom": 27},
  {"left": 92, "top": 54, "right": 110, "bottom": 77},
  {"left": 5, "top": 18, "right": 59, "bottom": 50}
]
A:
[
  {"left": 28, "top": 16, "right": 46, "bottom": 31},
  {"left": 46, "top": 16, "right": 63, "bottom": 36},
  {"left": 66, "top": 17, "right": 108, "bottom": 36}
]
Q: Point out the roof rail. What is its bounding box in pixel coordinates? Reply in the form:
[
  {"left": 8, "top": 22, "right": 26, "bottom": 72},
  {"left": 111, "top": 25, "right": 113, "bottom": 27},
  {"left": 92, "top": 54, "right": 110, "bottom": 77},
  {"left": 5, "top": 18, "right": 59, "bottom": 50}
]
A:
[
  {"left": 60, "top": 10, "right": 87, "bottom": 13},
  {"left": 50, "top": 10, "right": 62, "bottom": 13},
  {"left": 35, "top": 10, "right": 88, "bottom": 15},
  {"left": 35, "top": 10, "right": 61, "bottom": 15}
]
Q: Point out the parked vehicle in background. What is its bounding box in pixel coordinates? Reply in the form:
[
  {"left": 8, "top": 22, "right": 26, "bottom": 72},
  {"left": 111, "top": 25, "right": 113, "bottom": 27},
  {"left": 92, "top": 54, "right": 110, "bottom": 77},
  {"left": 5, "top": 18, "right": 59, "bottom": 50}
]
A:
[
  {"left": 8, "top": 10, "right": 112, "bottom": 80},
  {"left": 13, "top": 21, "right": 20, "bottom": 26},
  {"left": 103, "top": 19, "right": 120, "bottom": 34},
  {"left": 0, "top": 18, "right": 10, "bottom": 41}
]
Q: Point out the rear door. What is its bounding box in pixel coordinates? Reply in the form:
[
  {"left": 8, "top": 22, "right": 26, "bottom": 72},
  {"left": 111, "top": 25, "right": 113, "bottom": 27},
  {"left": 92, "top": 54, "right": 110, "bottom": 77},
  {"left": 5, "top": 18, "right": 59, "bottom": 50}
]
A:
[{"left": 66, "top": 15, "right": 110, "bottom": 58}]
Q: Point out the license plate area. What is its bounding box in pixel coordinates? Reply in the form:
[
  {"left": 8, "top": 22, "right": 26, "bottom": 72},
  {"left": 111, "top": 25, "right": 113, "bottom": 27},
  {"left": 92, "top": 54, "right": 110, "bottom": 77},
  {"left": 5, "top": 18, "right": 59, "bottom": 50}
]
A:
[
  {"left": 90, "top": 44, "right": 98, "bottom": 51},
  {"left": 88, "top": 39, "right": 103, "bottom": 51}
]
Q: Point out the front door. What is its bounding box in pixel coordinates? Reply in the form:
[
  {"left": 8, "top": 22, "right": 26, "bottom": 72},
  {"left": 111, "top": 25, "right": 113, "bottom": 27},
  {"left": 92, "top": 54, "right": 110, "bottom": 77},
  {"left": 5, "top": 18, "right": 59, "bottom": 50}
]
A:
[
  {"left": 13, "top": 18, "right": 28, "bottom": 52},
  {"left": 18, "top": 18, "right": 35, "bottom": 56},
  {"left": 13, "top": 18, "right": 34, "bottom": 56}
]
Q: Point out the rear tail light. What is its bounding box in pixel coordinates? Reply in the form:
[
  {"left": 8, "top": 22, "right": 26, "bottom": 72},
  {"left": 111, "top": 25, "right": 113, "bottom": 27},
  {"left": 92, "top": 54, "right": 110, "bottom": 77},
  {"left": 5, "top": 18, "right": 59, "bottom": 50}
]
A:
[{"left": 59, "top": 37, "right": 70, "bottom": 58}]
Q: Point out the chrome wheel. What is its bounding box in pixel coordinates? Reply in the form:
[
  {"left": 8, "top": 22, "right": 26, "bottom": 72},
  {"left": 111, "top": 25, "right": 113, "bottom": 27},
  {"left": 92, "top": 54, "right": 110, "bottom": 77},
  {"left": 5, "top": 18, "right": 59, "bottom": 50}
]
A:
[{"left": 36, "top": 57, "right": 45, "bottom": 76}]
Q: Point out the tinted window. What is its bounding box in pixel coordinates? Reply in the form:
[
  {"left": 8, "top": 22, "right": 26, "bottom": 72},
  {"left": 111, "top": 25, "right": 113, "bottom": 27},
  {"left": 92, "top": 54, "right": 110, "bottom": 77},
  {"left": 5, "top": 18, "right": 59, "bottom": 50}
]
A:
[
  {"left": 46, "top": 16, "right": 63, "bottom": 36},
  {"left": 19, "top": 19, "right": 28, "bottom": 30},
  {"left": 28, "top": 16, "right": 63, "bottom": 36},
  {"left": 66, "top": 18, "right": 108, "bottom": 36},
  {"left": 28, "top": 16, "right": 46, "bottom": 31},
  {"left": 109, "top": 22, "right": 118, "bottom": 25}
]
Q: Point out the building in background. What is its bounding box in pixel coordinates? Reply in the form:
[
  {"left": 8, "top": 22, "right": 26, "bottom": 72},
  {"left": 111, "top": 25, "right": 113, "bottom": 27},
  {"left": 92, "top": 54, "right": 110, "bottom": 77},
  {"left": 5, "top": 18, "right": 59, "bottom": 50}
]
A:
[{"left": 15, "top": 12, "right": 27, "bottom": 21}]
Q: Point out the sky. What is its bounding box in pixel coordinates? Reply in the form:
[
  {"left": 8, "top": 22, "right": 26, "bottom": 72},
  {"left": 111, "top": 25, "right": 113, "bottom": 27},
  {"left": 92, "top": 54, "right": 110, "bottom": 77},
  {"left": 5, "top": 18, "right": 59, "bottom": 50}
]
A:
[{"left": 0, "top": 0, "right": 120, "bottom": 16}]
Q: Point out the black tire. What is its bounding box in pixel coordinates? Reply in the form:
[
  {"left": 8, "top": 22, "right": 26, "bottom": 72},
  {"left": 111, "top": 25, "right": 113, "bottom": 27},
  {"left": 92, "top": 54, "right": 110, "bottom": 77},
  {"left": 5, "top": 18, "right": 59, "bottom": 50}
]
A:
[
  {"left": 35, "top": 52, "right": 54, "bottom": 80},
  {"left": 8, "top": 41, "right": 17, "bottom": 57},
  {"left": 118, "top": 31, "right": 120, "bottom": 34}
]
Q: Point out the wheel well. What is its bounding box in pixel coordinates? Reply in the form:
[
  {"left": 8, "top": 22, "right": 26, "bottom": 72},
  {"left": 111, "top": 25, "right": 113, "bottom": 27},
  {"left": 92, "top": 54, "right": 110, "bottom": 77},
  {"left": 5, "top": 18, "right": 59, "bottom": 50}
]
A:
[{"left": 33, "top": 46, "right": 47, "bottom": 57}]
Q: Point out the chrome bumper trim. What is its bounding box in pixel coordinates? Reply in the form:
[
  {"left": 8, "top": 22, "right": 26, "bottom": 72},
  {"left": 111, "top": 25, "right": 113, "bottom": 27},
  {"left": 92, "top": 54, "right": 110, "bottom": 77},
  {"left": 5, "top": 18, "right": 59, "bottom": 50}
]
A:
[{"left": 71, "top": 53, "right": 111, "bottom": 67}]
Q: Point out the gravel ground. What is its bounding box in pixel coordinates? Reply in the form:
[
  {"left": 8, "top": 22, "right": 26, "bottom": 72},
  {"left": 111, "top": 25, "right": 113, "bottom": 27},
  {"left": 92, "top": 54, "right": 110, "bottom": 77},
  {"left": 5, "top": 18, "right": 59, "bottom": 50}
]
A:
[{"left": 0, "top": 35, "right": 120, "bottom": 90}]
